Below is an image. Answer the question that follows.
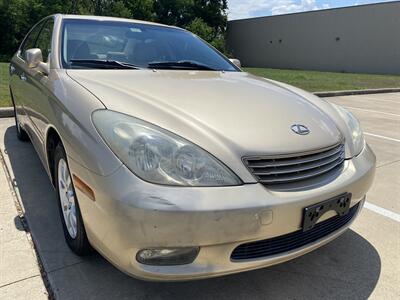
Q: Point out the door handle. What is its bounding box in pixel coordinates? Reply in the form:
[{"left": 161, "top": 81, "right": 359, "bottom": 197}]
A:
[{"left": 20, "top": 73, "right": 27, "bottom": 81}]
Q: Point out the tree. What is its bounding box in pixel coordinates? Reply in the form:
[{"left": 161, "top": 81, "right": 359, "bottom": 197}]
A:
[
  {"left": 0, "top": 0, "right": 229, "bottom": 60},
  {"left": 192, "top": 0, "right": 228, "bottom": 35},
  {"left": 189, "top": 1, "right": 229, "bottom": 53},
  {"left": 154, "top": 0, "right": 228, "bottom": 52}
]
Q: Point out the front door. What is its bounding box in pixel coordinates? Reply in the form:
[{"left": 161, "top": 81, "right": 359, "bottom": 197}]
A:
[
  {"left": 10, "top": 19, "right": 45, "bottom": 130},
  {"left": 21, "top": 18, "right": 55, "bottom": 143}
]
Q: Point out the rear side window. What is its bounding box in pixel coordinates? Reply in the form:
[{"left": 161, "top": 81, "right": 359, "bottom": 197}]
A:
[
  {"left": 20, "top": 21, "right": 44, "bottom": 60},
  {"left": 36, "top": 19, "right": 54, "bottom": 62}
]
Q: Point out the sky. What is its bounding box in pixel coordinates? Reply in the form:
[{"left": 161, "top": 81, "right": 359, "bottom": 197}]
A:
[{"left": 227, "top": 0, "right": 397, "bottom": 20}]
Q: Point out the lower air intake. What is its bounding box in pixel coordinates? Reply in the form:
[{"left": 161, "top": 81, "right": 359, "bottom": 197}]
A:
[{"left": 231, "top": 202, "right": 360, "bottom": 261}]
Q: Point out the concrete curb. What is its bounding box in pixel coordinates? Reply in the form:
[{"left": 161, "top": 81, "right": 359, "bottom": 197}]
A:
[
  {"left": 0, "top": 107, "right": 14, "bottom": 118},
  {"left": 314, "top": 88, "right": 400, "bottom": 97}
]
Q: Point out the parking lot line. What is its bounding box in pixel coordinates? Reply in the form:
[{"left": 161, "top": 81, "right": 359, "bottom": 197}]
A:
[
  {"left": 364, "top": 132, "right": 400, "bottom": 143},
  {"left": 343, "top": 106, "right": 400, "bottom": 117},
  {"left": 364, "top": 202, "right": 400, "bottom": 223},
  {"left": 352, "top": 97, "right": 400, "bottom": 104}
]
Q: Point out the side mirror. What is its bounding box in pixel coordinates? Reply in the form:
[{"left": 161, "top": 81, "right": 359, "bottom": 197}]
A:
[
  {"left": 25, "top": 48, "right": 49, "bottom": 74},
  {"left": 229, "top": 58, "right": 241, "bottom": 68},
  {"left": 26, "top": 48, "right": 43, "bottom": 68}
]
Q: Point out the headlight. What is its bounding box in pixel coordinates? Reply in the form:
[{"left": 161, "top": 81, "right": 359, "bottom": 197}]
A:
[
  {"left": 332, "top": 104, "right": 365, "bottom": 156},
  {"left": 92, "top": 110, "right": 241, "bottom": 186}
]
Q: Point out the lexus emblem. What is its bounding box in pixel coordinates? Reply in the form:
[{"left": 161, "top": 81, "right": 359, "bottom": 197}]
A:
[{"left": 291, "top": 124, "right": 310, "bottom": 135}]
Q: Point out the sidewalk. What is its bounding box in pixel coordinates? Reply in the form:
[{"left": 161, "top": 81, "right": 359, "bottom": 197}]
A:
[{"left": 0, "top": 150, "right": 47, "bottom": 299}]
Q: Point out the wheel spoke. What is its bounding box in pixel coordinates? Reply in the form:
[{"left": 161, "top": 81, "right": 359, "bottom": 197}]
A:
[
  {"left": 61, "top": 164, "right": 66, "bottom": 186},
  {"left": 60, "top": 180, "right": 66, "bottom": 191},
  {"left": 69, "top": 211, "right": 77, "bottom": 237},
  {"left": 58, "top": 158, "right": 78, "bottom": 239},
  {"left": 70, "top": 208, "right": 77, "bottom": 230},
  {"left": 66, "top": 175, "right": 72, "bottom": 191},
  {"left": 67, "top": 191, "right": 74, "bottom": 201},
  {"left": 63, "top": 163, "right": 68, "bottom": 184}
]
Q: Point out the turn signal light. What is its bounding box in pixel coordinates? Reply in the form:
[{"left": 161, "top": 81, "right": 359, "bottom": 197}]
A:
[{"left": 72, "top": 175, "right": 95, "bottom": 201}]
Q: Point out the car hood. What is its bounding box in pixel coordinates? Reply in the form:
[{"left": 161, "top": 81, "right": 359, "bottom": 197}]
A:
[{"left": 67, "top": 70, "right": 344, "bottom": 181}]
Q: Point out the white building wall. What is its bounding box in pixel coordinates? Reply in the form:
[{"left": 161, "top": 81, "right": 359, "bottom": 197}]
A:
[{"left": 227, "top": 2, "right": 400, "bottom": 74}]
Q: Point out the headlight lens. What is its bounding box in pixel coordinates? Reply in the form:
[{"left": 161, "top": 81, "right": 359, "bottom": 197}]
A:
[
  {"left": 92, "top": 110, "right": 241, "bottom": 186},
  {"left": 332, "top": 104, "right": 365, "bottom": 156}
]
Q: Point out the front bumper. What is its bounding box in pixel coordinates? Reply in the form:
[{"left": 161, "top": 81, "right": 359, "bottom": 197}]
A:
[{"left": 69, "top": 144, "right": 375, "bottom": 281}]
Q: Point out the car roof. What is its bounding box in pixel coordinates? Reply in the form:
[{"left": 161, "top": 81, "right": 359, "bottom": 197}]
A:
[{"left": 59, "top": 14, "right": 178, "bottom": 29}]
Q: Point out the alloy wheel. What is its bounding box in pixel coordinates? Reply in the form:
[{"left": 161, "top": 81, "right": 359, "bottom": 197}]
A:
[{"left": 57, "top": 158, "right": 77, "bottom": 239}]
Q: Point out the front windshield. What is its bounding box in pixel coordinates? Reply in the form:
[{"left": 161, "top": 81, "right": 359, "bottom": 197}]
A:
[{"left": 61, "top": 19, "right": 238, "bottom": 71}]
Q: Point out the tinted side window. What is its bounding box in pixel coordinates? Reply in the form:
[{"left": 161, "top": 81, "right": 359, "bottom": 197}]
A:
[
  {"left": 21, "top": 22, "right": 44, "bottom": 59},
  {"left": 36, "top": 19, "right": 54, "bottom": 61}
]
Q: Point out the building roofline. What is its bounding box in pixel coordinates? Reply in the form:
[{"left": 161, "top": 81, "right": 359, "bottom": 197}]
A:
[{"left": 228, "top": 0, "right": 400, "bottom": 22}]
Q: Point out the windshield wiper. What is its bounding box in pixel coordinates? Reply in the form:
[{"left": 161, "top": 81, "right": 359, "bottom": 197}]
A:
[
  {"left": 69, "top": 59, "right": 141, "bottom": 69},
  {"left": 148, "top": 60, "right": 217, "bottom": 71}
]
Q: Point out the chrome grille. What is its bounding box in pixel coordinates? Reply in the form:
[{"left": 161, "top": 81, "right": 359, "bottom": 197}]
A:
[{"left": 243, "top": 143, "right": 345, "bottom": 185}]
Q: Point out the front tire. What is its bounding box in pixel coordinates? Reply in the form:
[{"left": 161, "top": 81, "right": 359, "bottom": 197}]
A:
[{"left": 54, "top": 143, "right": 92, "bottom": 256}]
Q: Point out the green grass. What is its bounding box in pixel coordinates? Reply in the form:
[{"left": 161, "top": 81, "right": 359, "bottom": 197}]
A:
[
  {"left": 1, "top": 62, "right": 400, "bottom": 107},
  {"left": 244, "top": 67, "right": 400, "bottom": 92},
  {"left": 0, "top": 62, "right": 11, "bottom": 107}
]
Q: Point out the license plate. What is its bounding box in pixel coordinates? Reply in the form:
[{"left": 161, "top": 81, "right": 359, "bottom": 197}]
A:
[{"left": 302, "top": 193, "right": 352, "bottom": 232}]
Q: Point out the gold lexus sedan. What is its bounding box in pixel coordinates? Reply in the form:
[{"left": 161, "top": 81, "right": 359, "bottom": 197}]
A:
[{"left": 9, "top": 14, "right": 376, "bottom": 281}]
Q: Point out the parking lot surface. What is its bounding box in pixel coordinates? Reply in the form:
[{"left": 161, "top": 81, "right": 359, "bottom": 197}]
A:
[{"left": 0, "top": 93, "right": 399, "bottom": 299}]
